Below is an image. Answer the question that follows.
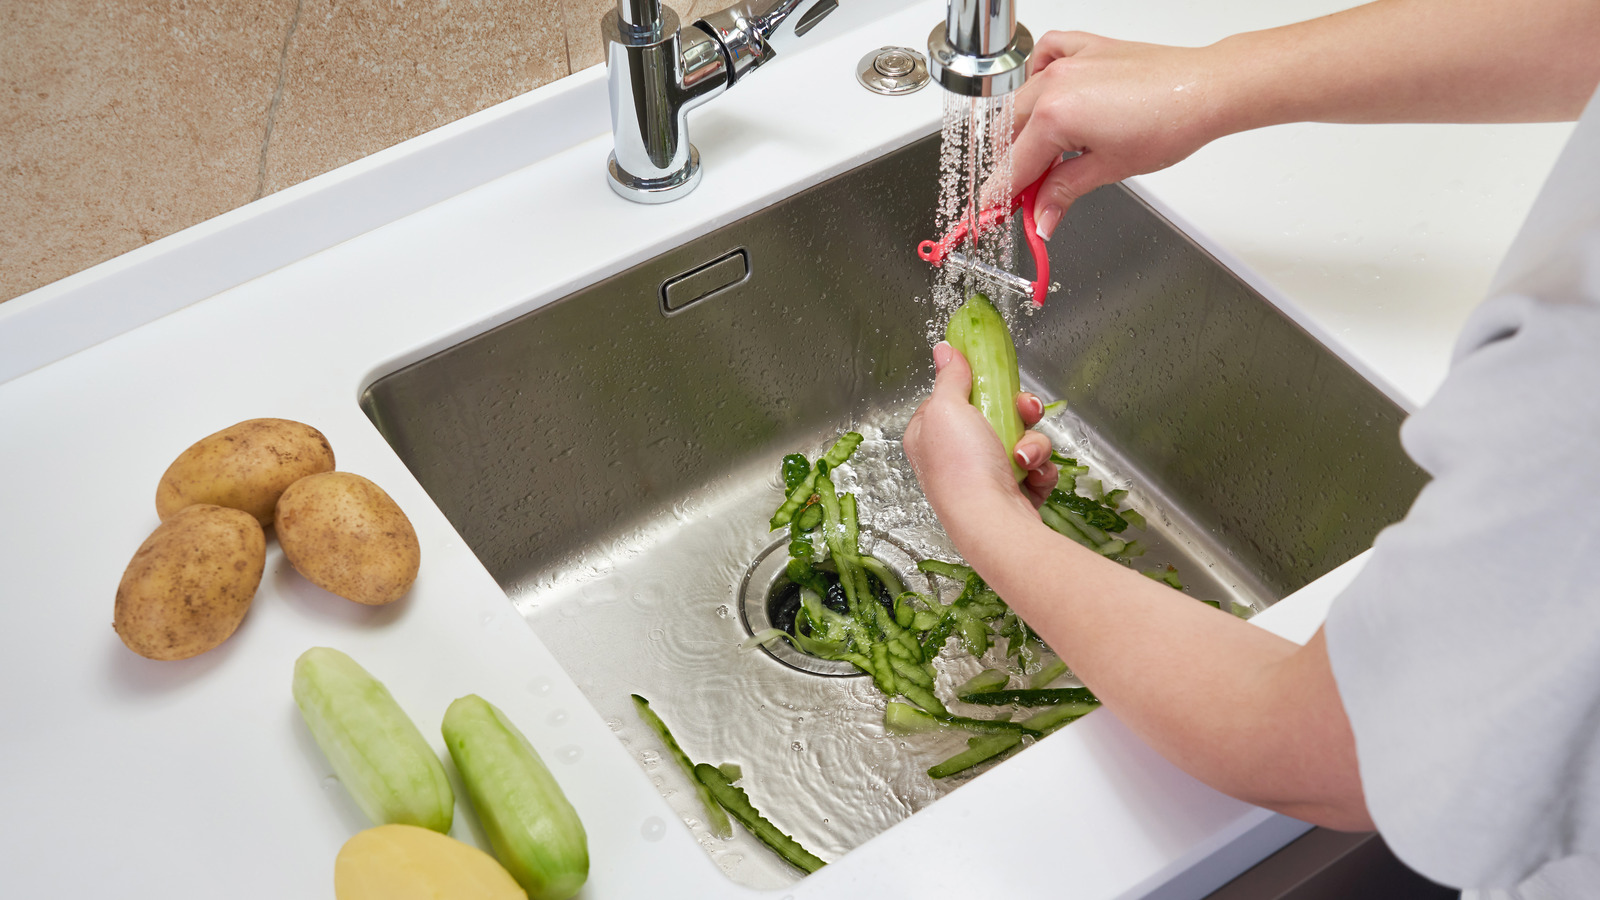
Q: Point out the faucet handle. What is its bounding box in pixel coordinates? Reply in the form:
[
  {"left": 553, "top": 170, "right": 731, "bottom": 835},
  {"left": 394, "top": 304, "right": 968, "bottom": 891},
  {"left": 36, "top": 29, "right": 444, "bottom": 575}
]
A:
[
  {"left": 698, "top": 5, "right": 774, "bottom": 83},
  {"left": 697, "top": 0, "right": 837, "bottom": 83}
]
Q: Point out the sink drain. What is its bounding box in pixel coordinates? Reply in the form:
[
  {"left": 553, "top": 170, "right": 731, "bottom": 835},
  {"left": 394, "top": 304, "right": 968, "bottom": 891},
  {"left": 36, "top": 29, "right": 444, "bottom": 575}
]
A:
[{"left": 737, "top": 532, "right": 929, "bottom": 676}]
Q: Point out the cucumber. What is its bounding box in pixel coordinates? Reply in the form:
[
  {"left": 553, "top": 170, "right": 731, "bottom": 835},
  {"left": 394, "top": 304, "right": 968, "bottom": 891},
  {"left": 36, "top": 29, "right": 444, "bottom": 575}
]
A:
[
  {"left": 945, "top": 292, "right": 1025, "bottom": 481},
  {"left": 292, "top": 647, "right": 454, "bottom": 833},
  {"left": 442, "top": 695, "right": 589, "bottom": 900}
]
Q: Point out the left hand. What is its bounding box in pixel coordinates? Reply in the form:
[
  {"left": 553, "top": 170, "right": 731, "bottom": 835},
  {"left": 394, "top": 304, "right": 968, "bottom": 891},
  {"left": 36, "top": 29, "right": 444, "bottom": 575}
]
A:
[{"left": 903, "top": 342, "right": 1058, "bottom": 531}]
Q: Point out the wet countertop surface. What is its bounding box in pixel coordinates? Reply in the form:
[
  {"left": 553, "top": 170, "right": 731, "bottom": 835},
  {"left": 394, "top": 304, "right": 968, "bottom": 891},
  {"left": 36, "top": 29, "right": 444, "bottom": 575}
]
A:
[{"left": 0, "top": 0, "right": 1573, "bottom": 897}]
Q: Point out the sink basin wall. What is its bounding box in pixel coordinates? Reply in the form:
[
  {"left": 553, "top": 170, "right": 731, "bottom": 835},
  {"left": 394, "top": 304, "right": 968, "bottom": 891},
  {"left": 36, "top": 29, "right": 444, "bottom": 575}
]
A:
[{"left": 363, "top": 136, "right": 1422, "bottom": 599}]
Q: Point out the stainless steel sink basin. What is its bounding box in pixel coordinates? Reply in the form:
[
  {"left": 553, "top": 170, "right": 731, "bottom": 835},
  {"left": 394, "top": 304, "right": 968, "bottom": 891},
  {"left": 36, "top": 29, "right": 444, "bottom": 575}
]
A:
[{"left": 359, "top": 133, "right": 1426, "bottom": 889}]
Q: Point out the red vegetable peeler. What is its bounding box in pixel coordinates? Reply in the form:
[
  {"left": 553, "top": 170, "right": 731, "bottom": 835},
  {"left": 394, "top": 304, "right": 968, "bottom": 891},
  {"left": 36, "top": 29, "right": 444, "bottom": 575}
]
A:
[{"left": 917, "top": 171, "right": 1052, "bottom": 306}]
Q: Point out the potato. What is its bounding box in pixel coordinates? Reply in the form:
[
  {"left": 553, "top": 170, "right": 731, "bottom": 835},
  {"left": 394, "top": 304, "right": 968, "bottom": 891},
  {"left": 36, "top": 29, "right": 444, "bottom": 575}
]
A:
[
  {"left": 335, "top": 825, "right": 524, "bottom": 900},
  {"left": 114, "top": 504, "right": 266, "bottom": 660},
  {"left": 156, "top": 418, "right": 335, "bottom": 527},
  {"left": 276, "top": 472, "right": 420, "bottom": 605}
]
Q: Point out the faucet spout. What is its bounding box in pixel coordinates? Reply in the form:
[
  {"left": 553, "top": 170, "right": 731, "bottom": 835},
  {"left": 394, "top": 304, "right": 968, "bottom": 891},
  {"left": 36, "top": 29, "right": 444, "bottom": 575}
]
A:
[
  {"left": 603, "top": 0, "right": 838, "bottom": 203},
  {"left": 928, "top": 0, "right": 1032, "bottom": 97}
]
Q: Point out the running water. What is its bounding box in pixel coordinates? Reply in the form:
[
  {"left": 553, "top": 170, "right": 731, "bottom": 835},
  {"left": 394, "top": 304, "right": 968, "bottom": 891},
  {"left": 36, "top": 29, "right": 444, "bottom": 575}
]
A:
[{"left": 929, "top": 91, "right": 1018, "bottom": 337}]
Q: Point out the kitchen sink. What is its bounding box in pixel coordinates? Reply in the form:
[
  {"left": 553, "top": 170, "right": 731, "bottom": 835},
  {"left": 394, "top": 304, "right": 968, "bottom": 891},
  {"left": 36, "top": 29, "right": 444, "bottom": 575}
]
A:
[{"left": 359, "top": 133, "right": 1426, "bottom": 889}]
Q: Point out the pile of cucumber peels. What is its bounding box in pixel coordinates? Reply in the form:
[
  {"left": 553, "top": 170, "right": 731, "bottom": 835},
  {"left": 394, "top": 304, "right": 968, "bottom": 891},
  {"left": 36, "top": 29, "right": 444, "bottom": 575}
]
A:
[{"left": 764, "top": 431, "right": 1109, "bottom": 778}]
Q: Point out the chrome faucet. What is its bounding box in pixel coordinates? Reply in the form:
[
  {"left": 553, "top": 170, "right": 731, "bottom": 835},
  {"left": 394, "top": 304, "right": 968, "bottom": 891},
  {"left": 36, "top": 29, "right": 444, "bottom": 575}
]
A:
[
  {"left": 602, "top": 0, "right": 839, "bottom": 203},
  {"left": 927, "top": 0, "right": 1031, "bottom": 96}
]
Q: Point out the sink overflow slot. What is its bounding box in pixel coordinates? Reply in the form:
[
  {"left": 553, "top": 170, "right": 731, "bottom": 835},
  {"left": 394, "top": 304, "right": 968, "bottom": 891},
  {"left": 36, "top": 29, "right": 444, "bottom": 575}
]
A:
[{"left": 660, "top": 248, "right": 750, "bottom": 315}]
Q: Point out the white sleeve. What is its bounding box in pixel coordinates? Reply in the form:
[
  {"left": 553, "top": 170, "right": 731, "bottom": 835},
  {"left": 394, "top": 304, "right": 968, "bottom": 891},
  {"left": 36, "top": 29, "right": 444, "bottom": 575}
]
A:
[
  {"left": 1324, "top": 259, "right": 1600, "bottom": 890},
  {"left": 1325, "top": 87, "right": 1600, "bottom": 893}
]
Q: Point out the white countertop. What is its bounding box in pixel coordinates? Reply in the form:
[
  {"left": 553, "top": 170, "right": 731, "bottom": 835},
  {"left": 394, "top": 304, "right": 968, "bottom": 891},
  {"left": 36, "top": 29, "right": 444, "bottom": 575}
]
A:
[{"left": 0, "top": 1, "right": 1573, "bottom": 897}]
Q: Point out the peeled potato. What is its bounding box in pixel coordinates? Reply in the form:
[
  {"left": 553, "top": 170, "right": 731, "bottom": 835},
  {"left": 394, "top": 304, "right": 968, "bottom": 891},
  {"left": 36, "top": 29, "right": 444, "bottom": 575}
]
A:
[
  {"left": 156, "top": 418, "right": 335, "bottom": 527},
  {"left": 276, "top": 472, "right": 420, "bottom": 605},
  {"left": 114, "top": 504, "right": 266, "bottom": 660},
  {"left": 335, "top": 824, "right": 524, "bottom": 900}
]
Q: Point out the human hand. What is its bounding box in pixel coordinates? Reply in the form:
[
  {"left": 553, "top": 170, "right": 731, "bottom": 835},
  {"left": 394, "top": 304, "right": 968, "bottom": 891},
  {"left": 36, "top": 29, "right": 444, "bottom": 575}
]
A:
[
  {"left": 1011, "top": 32, "right": 1229, "bottom": 239},
  {"left": 903, "top": 342, "right": 1058, "bottom": 540}
]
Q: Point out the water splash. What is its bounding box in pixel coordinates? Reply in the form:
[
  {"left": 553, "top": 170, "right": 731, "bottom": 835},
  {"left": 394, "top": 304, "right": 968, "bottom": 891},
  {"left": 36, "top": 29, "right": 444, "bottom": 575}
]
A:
[{"left": 930, "top": 92, "right": 1019, "bottom": 338}]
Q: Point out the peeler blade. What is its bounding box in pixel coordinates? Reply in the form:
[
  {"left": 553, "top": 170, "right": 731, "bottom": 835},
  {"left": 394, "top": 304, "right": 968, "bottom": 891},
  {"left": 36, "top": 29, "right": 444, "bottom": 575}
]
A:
[{"left": 944, "top": 251, "right": 1035, "bottom": 300}]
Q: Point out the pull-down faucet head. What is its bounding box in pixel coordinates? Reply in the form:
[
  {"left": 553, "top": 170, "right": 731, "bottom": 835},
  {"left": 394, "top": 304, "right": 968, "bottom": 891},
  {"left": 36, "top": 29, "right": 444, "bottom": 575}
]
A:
[{"left": 927, "top": 0, "right": 1032, "bottom": 96}]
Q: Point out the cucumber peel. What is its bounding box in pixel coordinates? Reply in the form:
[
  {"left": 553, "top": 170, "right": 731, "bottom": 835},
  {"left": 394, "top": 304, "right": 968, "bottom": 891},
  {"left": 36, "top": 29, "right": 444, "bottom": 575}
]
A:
[
  {"left": 694, "top": 763, "right": 827, "bottom": 874},
  {"left": 631, "top": 695, "right": 733, "bottom": 839}
]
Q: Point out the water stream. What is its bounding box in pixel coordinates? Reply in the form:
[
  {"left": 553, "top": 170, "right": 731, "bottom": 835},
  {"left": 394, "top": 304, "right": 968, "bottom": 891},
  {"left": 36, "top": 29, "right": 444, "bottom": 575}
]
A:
[{"left": 930, "top": 93, "right": 1021, "bottom": 333}]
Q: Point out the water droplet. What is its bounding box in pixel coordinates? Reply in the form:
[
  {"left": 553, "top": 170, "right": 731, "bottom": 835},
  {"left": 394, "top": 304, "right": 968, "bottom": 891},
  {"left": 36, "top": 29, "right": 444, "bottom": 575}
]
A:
[
  {"left": 641, "top": 816, "right": 667, "bottom": 841},
  {"left": 527, "top": 679, "right": 552, "bottom": 696},
  {"left": 547, "top": 709, "right": 569, "bottom": 727},
  {"left": 557, "top": 745, "right": 583, "bottom": 764}
]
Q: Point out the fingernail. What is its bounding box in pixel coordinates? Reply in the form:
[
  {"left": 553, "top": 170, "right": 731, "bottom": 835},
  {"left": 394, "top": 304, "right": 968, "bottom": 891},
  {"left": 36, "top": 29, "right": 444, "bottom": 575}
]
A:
[
  {"left": 1036, "top": 204, "right": 1063, "bottom": 241},
  {"left": 933, "top": 341, "right": 953, "bottom": 371},
  {"left": 1014, "top": 446, "right": 1038, "bottom": 469},
  {"left": 1021, "top": 394, "right": 1043, "bottom": 418}
]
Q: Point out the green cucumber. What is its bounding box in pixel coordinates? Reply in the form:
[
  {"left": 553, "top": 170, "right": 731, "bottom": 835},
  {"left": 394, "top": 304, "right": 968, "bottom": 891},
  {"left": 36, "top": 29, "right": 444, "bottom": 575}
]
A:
[
  {"left": 291, "top": 647, "right": 454, "bottom": 833},
  {"left": 442, "top": 695, "right": 589, "bottom": 900},
  {"left": 945, "top": 292, "right": 1025, "bottom": 481}
]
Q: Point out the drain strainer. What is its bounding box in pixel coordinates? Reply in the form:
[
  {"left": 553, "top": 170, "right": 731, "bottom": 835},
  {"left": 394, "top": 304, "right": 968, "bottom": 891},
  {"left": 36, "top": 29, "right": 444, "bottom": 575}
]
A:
[
  {"left": 737, "top": 532, "right": 930, "bottom": 676},
  {"left": 855, "top": 46, "right": 930, "bottom": 96}
]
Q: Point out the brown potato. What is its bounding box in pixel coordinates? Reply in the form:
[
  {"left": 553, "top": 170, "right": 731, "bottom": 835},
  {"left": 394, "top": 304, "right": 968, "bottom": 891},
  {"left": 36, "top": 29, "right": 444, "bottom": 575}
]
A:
[
  {"left": 276, "top": 472, "right": 420, "bottom": 605},
  {"left": 114, "top": 504, "right": 266, "bottom": 660},
  {"left": 156, "top": 418, "right": 335, "bottom": 527}
]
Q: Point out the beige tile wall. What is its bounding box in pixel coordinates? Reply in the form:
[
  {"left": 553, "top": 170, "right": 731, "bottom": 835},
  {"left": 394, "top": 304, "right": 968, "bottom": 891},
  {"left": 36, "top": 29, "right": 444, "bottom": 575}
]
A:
[{"left": 0, "top": 0, "right": 672, "bottom": 304}]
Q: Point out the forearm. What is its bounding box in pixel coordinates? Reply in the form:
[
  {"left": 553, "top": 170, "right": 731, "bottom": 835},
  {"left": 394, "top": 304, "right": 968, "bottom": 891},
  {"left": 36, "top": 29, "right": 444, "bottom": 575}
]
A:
[
  {"left": 1211, "top": 0, "right": 1600, "bottom": 135},
  {"left": 947, "top": 494, "right": 1372, "bottom": 829}
]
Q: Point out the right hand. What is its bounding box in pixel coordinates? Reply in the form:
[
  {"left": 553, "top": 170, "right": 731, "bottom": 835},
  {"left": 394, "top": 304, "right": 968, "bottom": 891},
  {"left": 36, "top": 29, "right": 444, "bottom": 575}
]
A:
[{"left": 1012, "top": 32, "right": 1229, "bottom": 239}]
